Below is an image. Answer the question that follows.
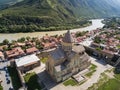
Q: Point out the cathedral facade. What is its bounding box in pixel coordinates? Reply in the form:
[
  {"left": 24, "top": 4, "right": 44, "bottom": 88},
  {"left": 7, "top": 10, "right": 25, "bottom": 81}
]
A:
[{"left": 46, "top": 30, "right": 91, "bottom": 82}]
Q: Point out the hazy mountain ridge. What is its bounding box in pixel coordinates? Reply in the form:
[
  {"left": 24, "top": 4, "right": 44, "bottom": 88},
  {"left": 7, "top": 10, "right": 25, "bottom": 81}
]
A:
[
  {"left": 0, "top": 0, "right": 23, "bottom": 9},
  {"left": 0, "top": 0, "right": 120, "bottom": 33},
  {"left": 1, "top": 0, "right": 120, "bottom": 18}
]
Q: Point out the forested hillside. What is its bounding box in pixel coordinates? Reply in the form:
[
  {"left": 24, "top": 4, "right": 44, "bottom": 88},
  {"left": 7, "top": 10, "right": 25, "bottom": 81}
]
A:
[
  {"left": 0, "top": 0, "right": 120, "bottom": 33},
  {"left": 0, "top": 0, "right": 23, "bottom": 9}
]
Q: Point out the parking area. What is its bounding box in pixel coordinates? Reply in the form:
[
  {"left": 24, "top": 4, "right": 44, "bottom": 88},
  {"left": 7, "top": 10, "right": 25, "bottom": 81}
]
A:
[{"left": 0, "top": 59, "right": 13, "bottom": 90}]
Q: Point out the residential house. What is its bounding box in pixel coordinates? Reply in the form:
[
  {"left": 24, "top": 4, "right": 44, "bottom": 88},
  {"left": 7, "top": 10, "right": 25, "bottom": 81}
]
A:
[
  {"left": 25, "top": 47, "right": 39, "bottom": 54},
  {"left": 5, "top": 47, "right": 25, "bottom": 59}
]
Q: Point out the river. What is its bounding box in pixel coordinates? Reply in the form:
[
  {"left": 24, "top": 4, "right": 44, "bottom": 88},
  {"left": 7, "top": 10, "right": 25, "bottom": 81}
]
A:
[{"left": 0, "top": 19, "right": 104, "bottom": 42}]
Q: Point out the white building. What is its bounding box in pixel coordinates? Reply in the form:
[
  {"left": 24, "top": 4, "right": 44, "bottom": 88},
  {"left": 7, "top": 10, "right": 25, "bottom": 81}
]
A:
[{"left": 15, "top": 54, "right": 40, "bottom": 73}]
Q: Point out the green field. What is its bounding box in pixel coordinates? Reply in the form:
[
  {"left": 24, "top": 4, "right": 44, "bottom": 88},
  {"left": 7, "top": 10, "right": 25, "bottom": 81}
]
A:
[
  {"left": 88, "top": 70, "right": 120, "bottom": 90},
  {"left": 0, "top": 84, "right": 3, "bottom": 90},
  {"left": 40, "top": 58, "right": 48, "bottom": 63},
  {"left": 85, "top": 64, "right": 97, "bottom": 78},
  {"left": 63, "top": 79, "right": 78, "bottom": 86},
  {"left": 85, "top": 69, "right": 96, "bottom": 77},
  {"left": 89, "top": 64, "right": 97, "bottom": 71},
  {"left": 97, "top": 79, "right": 120, "bottom": 90}
]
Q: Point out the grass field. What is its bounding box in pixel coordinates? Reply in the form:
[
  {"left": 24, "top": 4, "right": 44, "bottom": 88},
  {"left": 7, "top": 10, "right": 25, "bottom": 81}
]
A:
[
  {"left": 63, "top": 79, "right": 78, "bottom": 86},
  {"left": 85, "top": 64, "right": 97, "bottom": 78},
  {"left": 97, "top": 79, "right": 120, "bottom": 90},
  {"left": 89, "top": 64, "right": 97, "bottom": 71},
  {"left": 0, "top": 84, "right": 3, "bottom": 90},
  {"left": 85, "top": 69, "right": 96, "bottom": 77},
  {"left": 88, "top": 71, "right": 120, "bottom": 90},
  {"left": 114, "top": 73, "right": 120, "bottom": 80},
  {"left": 40, "top": 58, "right": 48, "bottom": 63}
]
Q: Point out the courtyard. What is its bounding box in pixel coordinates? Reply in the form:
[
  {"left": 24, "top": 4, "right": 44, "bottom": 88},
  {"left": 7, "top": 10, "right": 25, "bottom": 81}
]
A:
[
  {"left": 29, "top": 56, "right": 113, "bottom": 90},
  {"left": 50, "top": 56, "right": 113, "bottom": 90}
]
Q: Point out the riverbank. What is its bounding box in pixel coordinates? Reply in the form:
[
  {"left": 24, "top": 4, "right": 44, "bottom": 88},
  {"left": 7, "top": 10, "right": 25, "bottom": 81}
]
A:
[{"left": 0, "top": 19, "right": 104, "bottom": 42}]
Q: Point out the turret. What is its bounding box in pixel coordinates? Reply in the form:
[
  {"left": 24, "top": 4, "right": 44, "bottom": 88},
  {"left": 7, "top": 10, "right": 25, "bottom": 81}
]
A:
[{"left": 62, "top": 30, "right": 75, "bottom": 52}]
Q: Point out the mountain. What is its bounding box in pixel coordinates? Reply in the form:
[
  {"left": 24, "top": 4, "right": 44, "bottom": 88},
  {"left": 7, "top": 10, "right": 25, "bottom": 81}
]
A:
[
  {"left": 1, "top": 0, "right": 120, "bottom": 18},
  {"left": 0, "top": 0, "right": 120, "bottom": 33},
  {"left": 0, "top": 0, "right": 23, "bottom": 9}
]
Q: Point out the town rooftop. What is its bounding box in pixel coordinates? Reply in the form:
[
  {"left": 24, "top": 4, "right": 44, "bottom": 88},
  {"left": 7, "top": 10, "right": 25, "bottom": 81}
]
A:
[{"left": 15, "top": 54, "right": 40, "bottom": 67}]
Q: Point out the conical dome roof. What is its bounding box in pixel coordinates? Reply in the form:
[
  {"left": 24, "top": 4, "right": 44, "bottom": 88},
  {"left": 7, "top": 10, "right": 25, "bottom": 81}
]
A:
[{"left": 63, "top": 30, "right": 74, "bottom": 43}]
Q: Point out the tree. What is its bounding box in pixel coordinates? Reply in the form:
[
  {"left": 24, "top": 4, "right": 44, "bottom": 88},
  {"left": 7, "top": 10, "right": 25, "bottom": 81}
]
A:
[
  {"left": 26, "top": 36, "right": 31, "bottom": 41},
  {"left": 17, "top": 37, "right": 25, "bottom": 42},
  {"left": 2, "top": 39, "right": 9, "bottom": 45},
  {"left": 94, "top": 36, "right": 101, "bottom": 44},
  {"left": 11, "top": 40, "right": 17, "bottom": 45}
]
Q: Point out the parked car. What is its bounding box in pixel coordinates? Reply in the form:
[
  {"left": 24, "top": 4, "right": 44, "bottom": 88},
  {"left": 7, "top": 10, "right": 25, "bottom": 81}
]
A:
[
  {"left": 6, "top": 78, "right": 10, "bottom": 84},
  {"left": 4, "top": 67, "right": 8, "bottom": 70},
  {"left": 6, "top": 79, "right": 10, "bottom": 84},
  {"left": 9, "top": 87, "right": 14, "bottom": 90},
  {"left": 5, "top": 73, "right": 9, "bottom": 77},
  {"left": 4, "top": 67, "right": 8, "bottom": 73}
]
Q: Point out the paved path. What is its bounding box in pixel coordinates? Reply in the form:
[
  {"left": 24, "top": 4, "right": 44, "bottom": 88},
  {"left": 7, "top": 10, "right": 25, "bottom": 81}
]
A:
[{"left": 51, "top": 57, "right": 113, "bottom": 90}]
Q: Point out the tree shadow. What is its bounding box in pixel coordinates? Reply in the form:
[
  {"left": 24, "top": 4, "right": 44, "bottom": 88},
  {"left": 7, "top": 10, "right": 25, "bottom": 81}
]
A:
[
  {"left": 114, "top": 67, "right": 120, "bottom": 74},
  {"left": 37, "top": 71, "right": 57, "bottom": 90},
  {"left": 26, "top": 73, "right": 41, "bottom": 90}
]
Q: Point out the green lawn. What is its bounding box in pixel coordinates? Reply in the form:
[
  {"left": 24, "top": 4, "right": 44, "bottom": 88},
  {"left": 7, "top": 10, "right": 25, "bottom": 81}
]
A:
[
  {"left": 24, "top": 72, "right": 41, "bottom": 90},
  {"left": 40, "top": 58, "right": 48, "bottom": 63},
  {"left": 88, "top": 73, "right": 109, "bottom": 90},
  {"left": 8, "top": 67, "right": 22, "bottom": 90},
  {"left": 114, "top": 73, "right": 120, "bottom": 80},
  {"left": 85, "top": 64, "right": 97, "bottom": 78},
  {"left": 97, "top": 79, "right": 120, "bottom": 90},
  {"left": 88, "top": 72, "right": 120, "bottom": 90},
  {"left": 63, "top": 79, "right": 78, "bottom": 86},
  {"left": 85, "top": 69, "right": 96, "bottom": 77},
  {"left": 89, "top": 64, "right": 97, "bottom": 71},
  {"left": 0, "top": 84, "right": 3, "bottom": 90}
]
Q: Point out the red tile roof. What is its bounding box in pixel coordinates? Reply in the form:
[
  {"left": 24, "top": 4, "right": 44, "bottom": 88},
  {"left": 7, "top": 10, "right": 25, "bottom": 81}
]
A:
[
  {"left": 42, "top": 42, "right": 57, "bottom": 49},
  {"left": 6, "top": 47, "right": 25, "bottom": 59},
  {"left": 102, "top": 49, "right": 114, "bottom": 55},
  {"left": 26, "top": 47, "right": 38, "bottom": 54}
]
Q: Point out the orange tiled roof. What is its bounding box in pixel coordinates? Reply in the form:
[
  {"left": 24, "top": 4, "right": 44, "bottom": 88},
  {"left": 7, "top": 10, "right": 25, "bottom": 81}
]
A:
[
  {"left": 43, "top": 42, "right": 57, "bottom": 49},
  {"left": 6, "top": 47, "right": 25, "bottom": 59},
  {"left": 102, "top": 49, "right": 114, "bottom": 55},
  {"left": 26, "top": 47, "right": 38, "bottom": 54}
]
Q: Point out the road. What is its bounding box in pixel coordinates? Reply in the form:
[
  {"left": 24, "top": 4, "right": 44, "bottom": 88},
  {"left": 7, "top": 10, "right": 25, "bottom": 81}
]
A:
[{"left": 79, "top": 30, "right": 103, "bottom": 47}]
